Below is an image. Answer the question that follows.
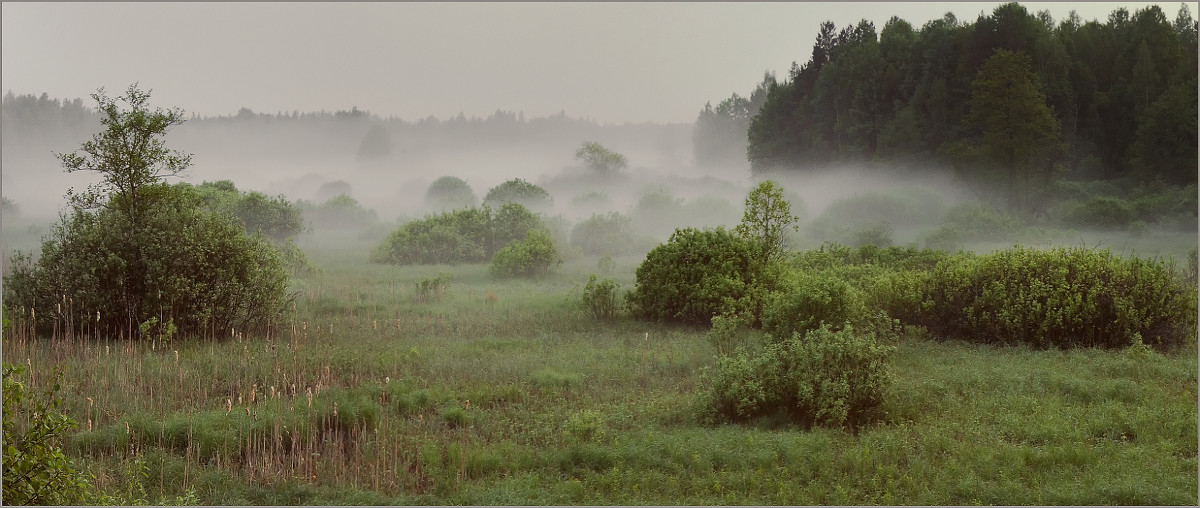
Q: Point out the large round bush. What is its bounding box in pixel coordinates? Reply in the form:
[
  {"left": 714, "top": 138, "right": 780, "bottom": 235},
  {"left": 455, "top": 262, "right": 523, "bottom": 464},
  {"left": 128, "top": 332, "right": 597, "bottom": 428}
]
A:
[
  {"left": 425, "top": 176, "right": 477, "bottom": 211},
  {"left": 628, "top": 227, "right": 763, "bottom": 325},
  {"left": 4, "top": 184, "right": 291, "bottom": 340}
]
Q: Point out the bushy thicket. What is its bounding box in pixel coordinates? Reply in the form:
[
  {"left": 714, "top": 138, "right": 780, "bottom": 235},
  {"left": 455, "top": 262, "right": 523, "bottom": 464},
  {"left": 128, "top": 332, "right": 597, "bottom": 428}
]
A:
[
  {"left": 370, "top": 203, "right": 542, "bottom": 265},
  {"left": 628, "top": 227, "right": 764, "bottom": 325},
  {"left": 3, "top": 364, "right": 93, "bottom": 505},
  {"left": 570, "top": 212, "right": 635, "bottom": 256},
  {"left": 914, "top": 246, "right": 1197, "bottom": 349},
  {"left": 704, "top": 325, "right": 894, "bottom": 430},
  {"left": 489, "top": 229, "right": 560, "bottom": 278},
  {"left": 4, "top": 184, "right": 291, "bottom": 339}
]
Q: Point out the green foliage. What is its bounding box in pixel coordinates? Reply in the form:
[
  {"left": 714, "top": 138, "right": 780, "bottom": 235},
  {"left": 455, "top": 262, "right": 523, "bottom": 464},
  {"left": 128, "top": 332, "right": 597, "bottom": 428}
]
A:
[
  {"left": 298, "top": 194, "right": 379, "bottom": 230},
  {"left": 563, "top": 410, "right": 607, "bottom": 443},
  {"left": 1061, "top": 196, "right": 1137, "bottom": 229},
  {"left": 570, "top": 212, "right": 635, "bottom": 256},
  {"left": 2, "top": 364, "right": 93, "bottom": 505},
  {"left": 915, "top": 246, "right": 1198, "bottom": 349},
  {"left": 415, "top": 273, "right": 452, "bottom": 303},
  {"left": 370, "top": 203, "right": 542, "bottom": 265},
  {"left": 735, "top": 180, "right": 799, "bottom": 263},
  {"left": 482, "top": 178, "right": 553, "bottom": 212},
  {"left": 56, "top": 84, "right": 192, "bottom": 217},
  {"left": 425, "top": 176, "right": 477, "bottom": 211},
  {"left": 761, "top": 271, "right": 867, "bottom": 340},
  {"left": 192, "top": 180, "right": 306, "bottom": 242},
  {"left": 704, "top": 325, "right": 894, "bottom": 430},
  {"left": 574, "top": 142, "right": 628, "bottom": 176},
  {"left": 629, "top": 227, "right": 765, "bottom": 325},
  {"left": 3, "top": 183, "right": 291, "bottom": 340},
  {"left": 579, "top": 275, "right": 620, "bottom": 319},
  {"left": 489, "top": 230, "right": 560, "bottom": 278}
]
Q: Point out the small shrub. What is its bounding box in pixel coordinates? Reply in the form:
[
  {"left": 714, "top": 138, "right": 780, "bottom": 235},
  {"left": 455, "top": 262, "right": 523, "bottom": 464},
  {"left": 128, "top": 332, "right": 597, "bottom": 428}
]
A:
[
  {"left": 489, "top": 229, "right": 561, "bottom": 278},
  {"left": 580, "top": 275, "right": 620, "bottom": 319},
  {"left": 563, "top": 410, "right": 606, "bottom": 442},
  {"left": 3, "top": 364, "right": 95, "bottom": 505},
  {"left": 849, "top": 222, "right": 894, "bottom": 248},
  {"left": 415, "top": 273, "right": 452, "bottom": 303},
  {"left": 704, "top": 325, "right": 894, "bottom": 430},
  {"left": 424, "top": 176, "right": 477, "bottom": 211},
  {"left": 482, "top": 178, "right": 553, "bottom": 212},
  {"left": 597, "top": 254, "right": 616, "bottom": 274},
  {"left": 370, "top": 203, "right": 542, "bottom": 265}
]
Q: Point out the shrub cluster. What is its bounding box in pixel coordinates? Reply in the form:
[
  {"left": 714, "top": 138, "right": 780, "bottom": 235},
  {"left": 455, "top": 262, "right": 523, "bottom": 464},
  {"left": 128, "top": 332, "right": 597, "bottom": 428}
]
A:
[
  {"left": 761, "top": 271, "right": 866, "bottom": 340},
  {"left": 297, "top": 194, "right": 379, "bottom": 230},
  {"left": 482, "top": 178, "right": 553, "bottom": 212},
  {"left": 370, "top": 203, "right": 541, "bottom": 265},
  {"left": 704, "top": 325, "right": 894, "bottom": 430},
  {"left": 424, "top": 176, "right": 477, "bottom": 212}
]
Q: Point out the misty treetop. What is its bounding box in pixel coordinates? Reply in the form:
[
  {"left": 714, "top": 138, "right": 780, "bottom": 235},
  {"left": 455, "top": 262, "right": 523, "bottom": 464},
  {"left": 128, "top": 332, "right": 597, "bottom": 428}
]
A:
[{"left": 696, "top": 2, "right": 1197, "bottom": 212}]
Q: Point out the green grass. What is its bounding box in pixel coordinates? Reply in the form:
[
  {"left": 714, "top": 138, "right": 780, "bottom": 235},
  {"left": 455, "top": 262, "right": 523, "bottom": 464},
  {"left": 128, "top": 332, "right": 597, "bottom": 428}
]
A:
[{"left": 5, "top": 240, "right": 1197, "bottom": 505}]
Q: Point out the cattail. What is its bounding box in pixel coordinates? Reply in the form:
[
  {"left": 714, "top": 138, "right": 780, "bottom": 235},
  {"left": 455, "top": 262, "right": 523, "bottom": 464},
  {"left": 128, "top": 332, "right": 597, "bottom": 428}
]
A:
[
  {"left": 173, "top": 350, "right": 179, "bottom": 365},
  {"left": 105, "top": 345, "right": 110, "bottom": 356},
  {"left": 245, "top": 407, "right": 250, "bottom": 416},
  {"left": 384, "top": 376, "right": 390, "bottom": 385},
  {"left": 302, "top": 321, "right": 307, "bottom": 331},
  {"left": 226, "top": 398, "right": 232, "bottom": 416},
  {"left": 270, "top": 386, "right": 276, "bottom": 399},
  {"left": 96, "top": 311, "right": 100, "bottom": 322},
  {"left": 87, "top": 418, "right": 92, "bottom": 432},
  {"left": 373, "top": 320, "right": 378, "bottom": 330},
  {"left": 306, "top": 387, "right": 313, "bottom": 408},
  {"left": 332, "top": 402, "right": 338, "bottom": 418},
  {"left": 237, "top": 395, "right": 243, "bottom": 406},
  {"left": 250, "top": 384, "right": 258, "bottom": 405},
  {"left": 464, "top": 400, "right": 470, "bottom": 410}
]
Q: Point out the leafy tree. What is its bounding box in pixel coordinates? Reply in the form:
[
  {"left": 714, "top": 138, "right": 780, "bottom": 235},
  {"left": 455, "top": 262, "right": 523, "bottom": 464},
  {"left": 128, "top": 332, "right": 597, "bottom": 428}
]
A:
[
  {"left": 299, "top": 193, "right": 379, "bottom": 230},
  {"left": 735, "top": 180, "right": 799, "bottom": 263},
  {"left": 193, "top": 181, "right": 305, "bottom": 242},
  {"left": 962, "top": 49, "right": 1062, "bottom": 212},
  {"left": 56, "top": 83, "right": 191, "bottom": 222},
  {"left": 370, "top": 203, "right": 543, "bottom": 265},
  {"left": 574, "top": 141, "right": 628, "bottom": 176},
  {"left": 424, "top": 176, "right": 477, "bottom": 211},
  {"left": 482, "top": 178, "right": 553, "bottom": 212},
  {"left": 3, "top": 85, "right": 291, "bottom": 340}
]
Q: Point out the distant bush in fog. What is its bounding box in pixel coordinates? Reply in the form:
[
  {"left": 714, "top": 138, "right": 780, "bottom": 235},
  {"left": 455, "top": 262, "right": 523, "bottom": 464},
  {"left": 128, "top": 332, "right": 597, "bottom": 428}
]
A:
[
  {"left": 483, "top": 178, "right": 553, "bottom": 213},
  {"left": 424, "top": 176, "right": 477, "bottom": 212},
  {"left": 570, "top": 212, "right": 635, "bottom": 256},
  {"left": 298, "top": 194, "right": 379, "bottom": 230},
  {"left": 370, "top": 203, "right": 542, "bottom": 265}
]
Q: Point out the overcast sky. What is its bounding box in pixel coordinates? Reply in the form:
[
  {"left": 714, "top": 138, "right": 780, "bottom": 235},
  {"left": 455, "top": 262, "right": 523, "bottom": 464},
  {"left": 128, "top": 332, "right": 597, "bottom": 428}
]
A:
[{"left": 3, "top": 2, "right": 1191, "bottom": 125}]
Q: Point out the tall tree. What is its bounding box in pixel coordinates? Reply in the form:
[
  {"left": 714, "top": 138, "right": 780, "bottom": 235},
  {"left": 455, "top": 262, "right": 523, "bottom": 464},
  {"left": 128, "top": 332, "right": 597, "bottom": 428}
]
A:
[{"left": 963, "top": 49, "right": 1062, "bottom": 211}]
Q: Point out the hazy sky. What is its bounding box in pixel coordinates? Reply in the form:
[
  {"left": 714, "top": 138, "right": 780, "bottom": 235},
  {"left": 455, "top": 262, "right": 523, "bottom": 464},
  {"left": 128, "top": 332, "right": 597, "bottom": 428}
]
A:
[{"left": 3, "top": 2, "right": 1191, "bottom": 125}]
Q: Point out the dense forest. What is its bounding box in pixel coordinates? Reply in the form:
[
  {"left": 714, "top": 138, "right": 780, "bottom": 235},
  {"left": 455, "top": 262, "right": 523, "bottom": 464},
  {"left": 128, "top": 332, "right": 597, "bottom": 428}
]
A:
[{"left": 695, "top": 2, "right": 1198, "bottom": 213}]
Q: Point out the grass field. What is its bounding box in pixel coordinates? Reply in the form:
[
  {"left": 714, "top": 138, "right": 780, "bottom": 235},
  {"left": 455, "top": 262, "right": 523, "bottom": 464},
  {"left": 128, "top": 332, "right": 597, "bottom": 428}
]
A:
[{"left": 3, "top": 230, "right": 1198, "bottom": 505}]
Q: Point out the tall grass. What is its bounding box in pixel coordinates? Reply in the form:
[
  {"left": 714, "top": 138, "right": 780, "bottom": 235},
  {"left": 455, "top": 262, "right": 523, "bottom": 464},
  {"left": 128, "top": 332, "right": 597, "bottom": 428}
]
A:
[{"left": 3, "top": 243, "right": 1196, "bottom": 505}]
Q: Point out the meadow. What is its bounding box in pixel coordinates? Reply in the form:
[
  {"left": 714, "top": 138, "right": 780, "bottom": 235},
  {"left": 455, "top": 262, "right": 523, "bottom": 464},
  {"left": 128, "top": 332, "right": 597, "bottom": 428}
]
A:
[{"left": 4, "top": 227, "right": 1197, "bottom": 505}]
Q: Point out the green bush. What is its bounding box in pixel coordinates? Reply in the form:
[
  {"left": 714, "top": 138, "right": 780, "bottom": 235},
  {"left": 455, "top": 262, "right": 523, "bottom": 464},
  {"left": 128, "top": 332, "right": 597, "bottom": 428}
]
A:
[
  {"left": 3, "top": 364, "right": 94, "bottom": 505},
  {"left": 425, "top": 176, "right": 477, "bottom": 211},
  {"left": 482, "top": 178, "right": 553, "bottom": 212},
  {"left": 704, "top": 325, "right": 894, "bottom": 430},
  {"left": 370, "top": 203, "right": 542, "bottom": 265},
  {"left": 193, "top": 180, "right": 307, "bottom": 242},
  {"left": 761, "top": 271, "right": 866, "bottom": 340},
  {"left": 579, "top": 275, "right": 621, "bottom": 319},
  {"left": 917, "top": 246, "right": 1197, "bottom": 349},
  {"left": 415, "top": 273, "right": 452, "bottom": 303},
  {"left": 628, "top": 227, "right": 764, "bottom": 325},
  {"left": 1062, "top": 196, "right": 1137, "bottom": 229},
  {"left": 489, "top": 229, "right": 560, "bottom": 278},
  {"left": 570, "top": 212, "right": 635, "bottom": 256},
  {"left": 3, "top": 183, "right": 291, "bottom": 340}
]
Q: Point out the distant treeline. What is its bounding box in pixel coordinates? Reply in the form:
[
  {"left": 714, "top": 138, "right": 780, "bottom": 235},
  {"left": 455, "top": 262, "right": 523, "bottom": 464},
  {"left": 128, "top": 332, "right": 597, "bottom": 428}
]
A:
[{"left": 696, "top": 2, "right": 1198, "bottom": 208}]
